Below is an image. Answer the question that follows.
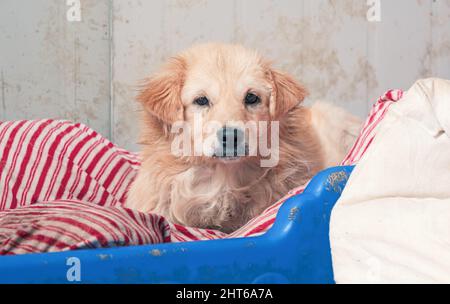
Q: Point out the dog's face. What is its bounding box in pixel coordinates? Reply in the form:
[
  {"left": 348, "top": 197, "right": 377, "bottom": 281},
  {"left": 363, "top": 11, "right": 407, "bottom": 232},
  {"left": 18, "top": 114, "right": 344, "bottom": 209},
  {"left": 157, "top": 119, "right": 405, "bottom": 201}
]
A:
[{"left": 138, "top": 44, "right": 307, "bottom": 165}]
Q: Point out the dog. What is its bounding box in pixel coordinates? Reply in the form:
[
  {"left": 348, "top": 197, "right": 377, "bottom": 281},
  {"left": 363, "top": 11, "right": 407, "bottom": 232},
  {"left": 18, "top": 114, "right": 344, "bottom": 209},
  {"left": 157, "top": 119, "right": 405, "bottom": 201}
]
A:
[{"left": 125, "top": 43, "right": 361, "bottom": 233}]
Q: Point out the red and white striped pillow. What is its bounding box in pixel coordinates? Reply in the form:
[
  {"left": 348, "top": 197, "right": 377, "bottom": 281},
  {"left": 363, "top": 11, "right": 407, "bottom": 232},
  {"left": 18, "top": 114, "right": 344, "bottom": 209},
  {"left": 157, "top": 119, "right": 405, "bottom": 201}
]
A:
[{"left": 0, "top": 90, "right": 403, "bottom": 255}]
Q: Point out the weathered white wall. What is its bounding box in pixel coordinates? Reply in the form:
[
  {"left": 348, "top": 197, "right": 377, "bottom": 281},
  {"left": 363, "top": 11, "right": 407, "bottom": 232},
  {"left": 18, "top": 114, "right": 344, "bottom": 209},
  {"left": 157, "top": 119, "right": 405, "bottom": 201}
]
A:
[
  {"left": 1, "top": 0, "right": 450, "bottom": 150},
  {"left": 0, "top": 0, "right": 111, "bottom": 136}
]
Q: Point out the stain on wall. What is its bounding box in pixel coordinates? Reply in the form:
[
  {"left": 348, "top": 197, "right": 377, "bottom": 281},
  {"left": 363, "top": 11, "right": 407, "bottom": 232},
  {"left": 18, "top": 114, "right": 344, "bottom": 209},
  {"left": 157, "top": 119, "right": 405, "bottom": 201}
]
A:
[{"left": 1, "top": 0, "right": 449, "bottom": 150}]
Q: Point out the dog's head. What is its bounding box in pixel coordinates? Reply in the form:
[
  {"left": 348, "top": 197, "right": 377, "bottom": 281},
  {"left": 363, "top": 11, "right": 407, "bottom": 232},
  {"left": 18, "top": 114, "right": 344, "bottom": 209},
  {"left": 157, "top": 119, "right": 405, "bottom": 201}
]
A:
[{"left": 138, "top": 43, "right": 308, "bottom": 164}]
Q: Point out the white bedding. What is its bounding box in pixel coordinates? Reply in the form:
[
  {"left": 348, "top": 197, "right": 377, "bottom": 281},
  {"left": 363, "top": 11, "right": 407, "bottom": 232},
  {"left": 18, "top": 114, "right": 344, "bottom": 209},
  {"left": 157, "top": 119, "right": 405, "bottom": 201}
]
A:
[{"left": 330, "top": 78, "right": 450, "bottom": 283}]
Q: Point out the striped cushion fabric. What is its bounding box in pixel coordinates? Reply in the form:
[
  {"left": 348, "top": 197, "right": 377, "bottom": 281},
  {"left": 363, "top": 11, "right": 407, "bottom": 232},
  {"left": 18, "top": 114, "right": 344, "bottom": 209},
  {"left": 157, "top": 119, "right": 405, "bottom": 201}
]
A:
[{"left": 0, "top": 90, "right": 403, "bottom": 254}]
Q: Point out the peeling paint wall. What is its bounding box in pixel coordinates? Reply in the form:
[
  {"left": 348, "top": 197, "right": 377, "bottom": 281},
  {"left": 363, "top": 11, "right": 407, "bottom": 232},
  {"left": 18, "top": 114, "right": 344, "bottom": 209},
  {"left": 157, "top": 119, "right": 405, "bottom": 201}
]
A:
[{"left": 1, "top": 0, "right": 449, "bottom": 150}]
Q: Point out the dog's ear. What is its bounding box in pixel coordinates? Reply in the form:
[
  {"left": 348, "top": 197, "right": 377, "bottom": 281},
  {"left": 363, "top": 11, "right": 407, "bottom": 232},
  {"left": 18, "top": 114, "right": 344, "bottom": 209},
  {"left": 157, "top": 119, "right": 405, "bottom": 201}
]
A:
[
  {"left": 268, "top": 69, "right": 308, "bottom": 119},
  {"left": 138, "top": 56, "right": 186, "bottom": 124}
]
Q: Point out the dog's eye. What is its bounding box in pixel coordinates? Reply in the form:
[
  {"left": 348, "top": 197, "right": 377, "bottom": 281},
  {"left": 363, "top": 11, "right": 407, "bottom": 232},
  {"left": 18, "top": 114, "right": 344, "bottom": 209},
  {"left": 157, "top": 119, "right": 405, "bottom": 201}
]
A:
[
  {"left": 194, "top": 96, "right": 210, "bottom": 107},
  {"left": 245, "top": 93, "right": 260, "bottom": 106}
]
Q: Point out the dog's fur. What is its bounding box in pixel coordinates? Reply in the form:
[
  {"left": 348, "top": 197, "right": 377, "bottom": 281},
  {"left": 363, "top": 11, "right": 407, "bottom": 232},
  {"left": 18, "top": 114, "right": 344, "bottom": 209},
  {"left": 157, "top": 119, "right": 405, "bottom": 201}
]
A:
[{"left": 125, "top": 43, "right": 361, "bottom": 233}]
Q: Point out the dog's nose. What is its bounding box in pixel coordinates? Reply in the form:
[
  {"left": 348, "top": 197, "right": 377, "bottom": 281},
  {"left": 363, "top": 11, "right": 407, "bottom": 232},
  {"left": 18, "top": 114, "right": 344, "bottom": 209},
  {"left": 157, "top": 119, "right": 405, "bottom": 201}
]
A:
[
  {"left": 217, "top": 127, "right": 244, "bottom": 146},
  {"left": 216, "top": 127, "right": 245, "bottom": 157}
]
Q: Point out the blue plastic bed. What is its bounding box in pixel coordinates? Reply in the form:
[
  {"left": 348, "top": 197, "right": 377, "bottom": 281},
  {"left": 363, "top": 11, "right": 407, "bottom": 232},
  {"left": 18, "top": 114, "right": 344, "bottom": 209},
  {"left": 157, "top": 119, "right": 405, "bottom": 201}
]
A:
[{"left": 0, "top": 166, "right": 353, "bottom": 284}]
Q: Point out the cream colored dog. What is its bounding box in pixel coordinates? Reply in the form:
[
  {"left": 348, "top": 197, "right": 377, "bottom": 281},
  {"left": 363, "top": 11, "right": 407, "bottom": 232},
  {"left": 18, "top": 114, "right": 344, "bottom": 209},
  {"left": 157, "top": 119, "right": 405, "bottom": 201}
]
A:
[{"left": 125, "top": 43, "right": 361, "bottom": 232}]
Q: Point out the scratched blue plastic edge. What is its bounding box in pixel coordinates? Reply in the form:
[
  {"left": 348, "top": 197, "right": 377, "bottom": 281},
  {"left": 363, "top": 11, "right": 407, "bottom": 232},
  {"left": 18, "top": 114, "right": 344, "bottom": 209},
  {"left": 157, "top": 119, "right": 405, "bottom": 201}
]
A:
[{"left": 0, "top": 166, "right": 354, "bottom": 284}]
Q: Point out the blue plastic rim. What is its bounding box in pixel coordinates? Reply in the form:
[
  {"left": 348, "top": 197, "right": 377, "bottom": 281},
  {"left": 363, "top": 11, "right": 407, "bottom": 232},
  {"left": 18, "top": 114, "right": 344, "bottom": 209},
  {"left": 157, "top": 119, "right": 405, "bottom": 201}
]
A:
[{"left": 0, "top": 166, "right": 354, "bottom": 284}]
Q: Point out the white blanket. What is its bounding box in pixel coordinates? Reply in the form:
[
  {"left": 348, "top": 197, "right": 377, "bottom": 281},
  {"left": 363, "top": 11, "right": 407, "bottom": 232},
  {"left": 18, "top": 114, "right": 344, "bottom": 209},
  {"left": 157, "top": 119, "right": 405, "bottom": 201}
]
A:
[{"left": 330, "top": 78, "right": 450, "bottom": 284}]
